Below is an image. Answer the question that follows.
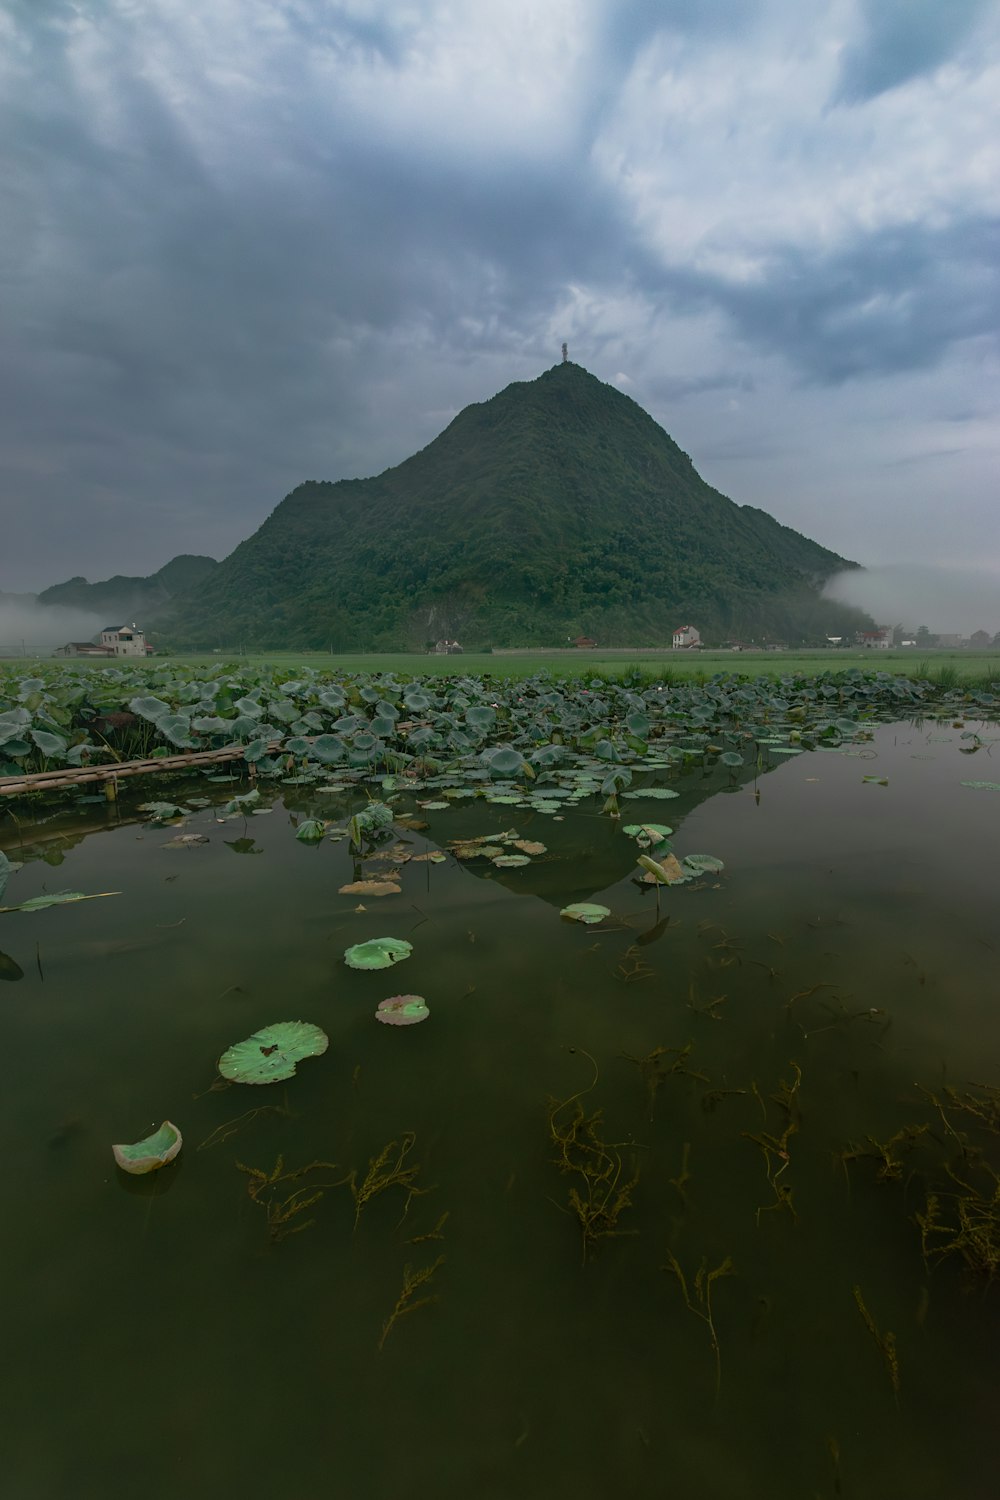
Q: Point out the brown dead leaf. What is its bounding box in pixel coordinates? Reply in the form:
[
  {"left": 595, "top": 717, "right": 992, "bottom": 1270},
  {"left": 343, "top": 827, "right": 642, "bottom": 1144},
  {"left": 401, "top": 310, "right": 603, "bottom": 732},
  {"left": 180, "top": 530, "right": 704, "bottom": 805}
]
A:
[
  {"left": 512, "top": 839, "right": 546, "bottom": 856},
  {"left": 339, "top": 879, "right": 402, "bottom": 897},
  {"left": 640, "top": 852, "right": 687, "bottom": 884}
]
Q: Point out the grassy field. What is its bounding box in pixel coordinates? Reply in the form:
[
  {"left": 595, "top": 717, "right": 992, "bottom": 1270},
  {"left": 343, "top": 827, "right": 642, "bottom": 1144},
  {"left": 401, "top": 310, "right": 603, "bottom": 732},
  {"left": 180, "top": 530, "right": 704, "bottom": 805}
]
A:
[{"left": 6, "top": 647, "right": 998, "bottom": 686}]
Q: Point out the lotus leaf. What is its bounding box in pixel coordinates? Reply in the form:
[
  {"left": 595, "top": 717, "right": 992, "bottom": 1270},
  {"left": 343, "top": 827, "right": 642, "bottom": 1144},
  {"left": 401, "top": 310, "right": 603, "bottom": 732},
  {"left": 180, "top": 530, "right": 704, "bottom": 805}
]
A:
[
  {"left": 0, "top": 949, "right": 24, "bottom": 981},
  {"left": 0, "top": 851, "right": 11, "bottom": 904},
  {"left": 512, "top": 840, "right": 546, "bottom": 855},
  {"left": 0, "top": 889, "right": 118, "bottom": 913},
  {"left": 493, "top": 854, "right": 531, "bottom": 867},
  {"left": 112, "top": 1120, "right": 183, "bottom": 1175},
  {"left": 376, "top": 995, "right": 430, "bottom": 1026},
  {"left": 138, "top": 801, "right": 191, "bottom": 820},
  {"left": 295, "top": 819, "right": 327, "bottom": 841},
  {"left": 682, "top": 854, "right": 725, "bottom": 874},
  {"left": 621, "top": 788, "right": 680, "bottom": 800},
  {"left": 639, "top": 853, "right": 688, "bottom": 884},
  {"left": 560, "top": 902, "right": 611, "bottom": 924},
  {"left": 218, "top": 1020, "right": 329, "bottom": 1084},
  {"left": 344, "top": 936, "right": 413, "bottom": 970},
  {"left": 961, "top": 780, "right": 1000, "bottom": 790},
  {"left": 162, "top": 834, "right": 210, "bottom": 848}
]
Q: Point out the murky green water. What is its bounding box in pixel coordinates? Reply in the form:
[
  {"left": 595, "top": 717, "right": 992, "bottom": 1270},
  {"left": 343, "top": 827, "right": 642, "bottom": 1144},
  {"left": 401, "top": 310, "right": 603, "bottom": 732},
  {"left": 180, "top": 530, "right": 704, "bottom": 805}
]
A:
[{"left": 2, "top": 720, "right": 998, "bottom": 1499}]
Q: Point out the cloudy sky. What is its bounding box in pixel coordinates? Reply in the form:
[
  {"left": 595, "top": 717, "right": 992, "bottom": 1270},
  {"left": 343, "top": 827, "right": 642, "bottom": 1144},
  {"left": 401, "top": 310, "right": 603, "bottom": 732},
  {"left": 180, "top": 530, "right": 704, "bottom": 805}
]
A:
[{"left": 2, "top": 0, "right": 998, "bottom": 604}]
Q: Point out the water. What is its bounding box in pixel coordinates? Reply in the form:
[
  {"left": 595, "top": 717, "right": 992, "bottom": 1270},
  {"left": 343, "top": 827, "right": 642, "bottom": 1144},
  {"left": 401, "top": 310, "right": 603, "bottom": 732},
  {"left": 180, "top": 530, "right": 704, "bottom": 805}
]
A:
[{"left": 1, "top": 721, "right": 998, "bottom": 1499}]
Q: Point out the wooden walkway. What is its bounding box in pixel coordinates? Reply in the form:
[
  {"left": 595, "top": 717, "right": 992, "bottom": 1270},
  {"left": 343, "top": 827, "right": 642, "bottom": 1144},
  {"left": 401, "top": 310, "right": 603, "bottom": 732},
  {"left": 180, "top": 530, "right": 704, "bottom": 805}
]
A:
[{"left": 0, "top": 743, "right": 253, "bottom": 797}]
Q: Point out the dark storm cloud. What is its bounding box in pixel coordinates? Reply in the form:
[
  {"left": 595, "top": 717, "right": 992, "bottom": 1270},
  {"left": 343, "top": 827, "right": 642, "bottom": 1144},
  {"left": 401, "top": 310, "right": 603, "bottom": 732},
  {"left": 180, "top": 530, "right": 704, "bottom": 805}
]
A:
[
  {"left": 835, "top": 0, "right": 992, "bottom": 102},
  {"left": 684, "top": 217, "right": 1000, "bottom": 383},
  {"left": 0, "top": 0, "right": 997, "bottom": 590}
]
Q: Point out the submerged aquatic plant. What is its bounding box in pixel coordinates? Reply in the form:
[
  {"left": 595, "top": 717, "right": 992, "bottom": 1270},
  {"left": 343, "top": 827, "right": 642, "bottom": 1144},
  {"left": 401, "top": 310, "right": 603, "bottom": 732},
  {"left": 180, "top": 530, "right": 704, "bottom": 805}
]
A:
[
  {"left": 663, "top": 1251, "right": 734, "bottom": 1397},
  {"left": 236, "top": 1154, "right": 344, "bottom": 1243},
  {"left": 378, "top": 1255, "right": 446, "bottom": 1352},
  {"left": 547, "top": 1049, "right": 640, "bottom": 1263},
  {"left": 348, "top": 1132, "right": 427, "bottom": 1230}
]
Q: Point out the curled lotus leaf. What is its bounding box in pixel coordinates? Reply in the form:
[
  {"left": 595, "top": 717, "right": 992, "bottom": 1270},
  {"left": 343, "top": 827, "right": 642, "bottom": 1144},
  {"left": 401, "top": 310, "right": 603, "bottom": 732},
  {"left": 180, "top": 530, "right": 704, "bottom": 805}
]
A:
[
  {"left": 295, "top": 819, "right": 327, "bottom": 842},
  {"left": 112, "top": 1120, "right": 182, "bottom": 1175},
  {"left": 218, "top": 1020, "right": 329, "bottom": 1084},
  {"left": 376, "top": 994, "right": 430, "bottom": 1026},
  {"left": 344, "top": 936, "right": 413, "bottom": 970},
  {"left": 560, "top": 902, "right": 611, "bottom": 925},
  {"left": 638, "top": 853, "right": 688, "bottom": 885}
]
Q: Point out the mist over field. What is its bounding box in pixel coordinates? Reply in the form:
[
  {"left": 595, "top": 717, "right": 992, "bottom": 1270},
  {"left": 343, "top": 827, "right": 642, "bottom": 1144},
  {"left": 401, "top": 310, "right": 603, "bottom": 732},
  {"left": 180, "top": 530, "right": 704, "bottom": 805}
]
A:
[
  {"left": 823, "top": 566, "right": 1000, "bottom": 636},
  {"left": 0, "top": 599, "right": 104, "bottom": 658}
]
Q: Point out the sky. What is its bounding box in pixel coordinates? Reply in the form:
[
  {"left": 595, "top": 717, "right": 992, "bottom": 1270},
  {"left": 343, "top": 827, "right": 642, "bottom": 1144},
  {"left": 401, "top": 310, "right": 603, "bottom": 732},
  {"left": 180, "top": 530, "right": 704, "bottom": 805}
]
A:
[{"left": 2, "top": 0, "right": 998, "bottom": 619}]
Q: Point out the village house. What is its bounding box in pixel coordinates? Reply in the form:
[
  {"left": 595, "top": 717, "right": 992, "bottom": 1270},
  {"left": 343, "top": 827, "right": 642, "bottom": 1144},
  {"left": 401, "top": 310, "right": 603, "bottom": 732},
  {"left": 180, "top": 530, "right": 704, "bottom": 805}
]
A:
[
  {"left": 99, "top": 624, "right": 153, "bottom": 657},
  {"left": 857, "top": 627, "right": 892, "bottom": 649},
  {"left": 570, "top": 635, "right": 597, "bottom": 648},
  {"left": 432, "top": 638, "right": 463, "bottom": 655},
  {"left": 53, "top": 641, "right": 115, "bottom": 658},
  {"left": 672, "top": 625, "right": 701, "bottom": 649}
]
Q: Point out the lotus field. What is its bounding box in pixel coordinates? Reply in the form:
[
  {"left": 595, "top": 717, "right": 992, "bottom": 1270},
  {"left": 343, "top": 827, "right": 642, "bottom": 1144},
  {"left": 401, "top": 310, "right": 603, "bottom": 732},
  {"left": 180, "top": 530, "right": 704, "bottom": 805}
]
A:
[{"left": 2, "top": 658, "right": 1000, "bottom": 1499}]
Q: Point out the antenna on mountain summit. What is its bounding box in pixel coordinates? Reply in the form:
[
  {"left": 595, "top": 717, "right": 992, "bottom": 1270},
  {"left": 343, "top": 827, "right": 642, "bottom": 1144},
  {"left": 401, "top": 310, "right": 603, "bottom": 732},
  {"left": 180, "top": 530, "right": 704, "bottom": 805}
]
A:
[{"left": 561, "top": 342, "right": 568, "bottom": 363}]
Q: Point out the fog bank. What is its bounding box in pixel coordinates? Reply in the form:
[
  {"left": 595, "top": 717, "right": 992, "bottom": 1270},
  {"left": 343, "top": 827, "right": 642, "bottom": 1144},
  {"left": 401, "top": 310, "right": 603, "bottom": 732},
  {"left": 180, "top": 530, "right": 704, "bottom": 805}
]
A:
[
  {"left": 823, "top": 566, "right": 1000, "bottom": 637},
  {"left": 0, "top": 599, "right": 105, "bottom": 658}
]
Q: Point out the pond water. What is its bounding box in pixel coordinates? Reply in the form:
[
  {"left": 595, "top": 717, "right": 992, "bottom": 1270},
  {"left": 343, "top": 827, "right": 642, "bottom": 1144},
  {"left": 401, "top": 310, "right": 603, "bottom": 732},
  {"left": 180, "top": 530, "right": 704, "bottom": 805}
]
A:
[{"left": 1, "top": 719, "right": 998, "bottom": 1499}]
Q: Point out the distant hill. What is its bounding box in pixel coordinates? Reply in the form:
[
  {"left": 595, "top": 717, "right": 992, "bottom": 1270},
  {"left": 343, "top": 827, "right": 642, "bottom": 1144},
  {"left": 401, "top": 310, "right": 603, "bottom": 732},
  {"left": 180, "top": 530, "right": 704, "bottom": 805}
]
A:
[
  {"left": 158, "top": 364, "right": 870, "bottom": 649},
  {"left": 39, "top": 555, "right": 218, "bottom": 625}
]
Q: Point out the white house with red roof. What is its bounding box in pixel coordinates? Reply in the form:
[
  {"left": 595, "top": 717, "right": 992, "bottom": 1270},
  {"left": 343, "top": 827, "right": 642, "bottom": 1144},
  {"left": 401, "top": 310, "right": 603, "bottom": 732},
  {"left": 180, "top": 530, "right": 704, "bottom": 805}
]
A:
[{"left": 672, "top": 624, "right": 701, "bottom": 649}]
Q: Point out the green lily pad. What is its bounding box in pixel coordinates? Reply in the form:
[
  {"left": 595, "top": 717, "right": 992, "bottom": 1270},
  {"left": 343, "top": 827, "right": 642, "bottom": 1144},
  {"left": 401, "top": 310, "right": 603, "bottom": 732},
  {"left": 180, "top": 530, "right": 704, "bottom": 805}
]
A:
[
  {"left": 961, "top": 781, "right": 1000, "bottom": 790},
  {"left": 621, "top": 788, "right": 680, "bottom": 800},
  {"left": 560, "top": 902, "right": 611, "bottom": 924},
  {"left": 344, "top": 936, "right": 413, "bottom": 970},
  {"left": 376, "top": 994, "right": 430, "bottom": 1026},
  {"left": 218, "top": 1020, "right": 329, "bottom": 1084},
  {"left": 112, "top": 1120, "right": 183, "bottom": 1174},
  {"left": 493, "top": 854, "right": 531, "bottom": 867},
  {"left": 295, "top": 819, "right": 327, "bottom": 841},
  {"left": 0, "top": 889, "right": 119, "bottom": 913}
]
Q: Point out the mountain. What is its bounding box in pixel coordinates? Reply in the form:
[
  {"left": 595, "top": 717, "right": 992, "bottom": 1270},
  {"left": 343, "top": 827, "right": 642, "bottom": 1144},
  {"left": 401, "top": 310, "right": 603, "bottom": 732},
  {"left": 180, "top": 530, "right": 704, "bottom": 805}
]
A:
[
  {"left": 158, "top": 364, "right": 868, "bottom": 649},
  {"left": 38, "top": 555, "right": 219, "bottom": 625}
]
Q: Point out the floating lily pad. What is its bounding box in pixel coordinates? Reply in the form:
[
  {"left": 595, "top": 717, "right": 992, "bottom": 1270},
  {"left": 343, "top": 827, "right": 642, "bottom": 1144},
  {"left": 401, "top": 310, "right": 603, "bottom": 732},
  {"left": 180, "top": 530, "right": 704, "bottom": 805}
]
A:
[
  {"left": 417, "top": 801, "right": 450, "bottom": 810},
  {"left": 218, "top": 1020, "right": 329, "bottom": 1084},
  {"left": 409, "top": 851, "right": 447, "bottom": 863},
  {"left": 376, "top": 994, "right": 430, "bottom": 1026},
  {"left": 162, "top": 834, "right": 210, "bottom": 848},
  {"left": 961, "top": 781, "right": 1000, "bottom": 790},
  {"left": 493, "top": 854, "right": 531, "bottom": 867},
  {"left": 339, "top": 879, "right": 401, "bottom": 896},
  {"left": 512, "top": 839, "right": 546, "bottom": 856},
  {"left": 621, "top": 788, "right": 680, "bottom": 800},
  {"left": 344, "top": 936, "right": 413, "bottom": 970},
  {"left": 682, "top": 854, "right": 725, "bottom": 875},
  {"left": 560, "top": 902, "right": 611, "bottom": 924},
  {"left": 112, "top": 1120, "right": 183, "bottom": 1175}
]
